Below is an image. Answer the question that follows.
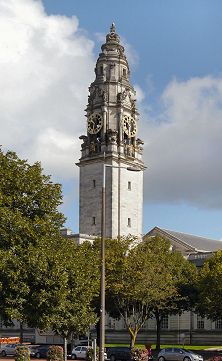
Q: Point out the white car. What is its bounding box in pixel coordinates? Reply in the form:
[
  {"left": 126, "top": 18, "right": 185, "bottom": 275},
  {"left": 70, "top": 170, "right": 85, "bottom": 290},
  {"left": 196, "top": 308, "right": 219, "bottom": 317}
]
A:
[
  {"left": 0, "top": 344, "right": 21, "bottom": 356},
  {"left": 71, "top": 346, "right": 89, "bottom": 359}
]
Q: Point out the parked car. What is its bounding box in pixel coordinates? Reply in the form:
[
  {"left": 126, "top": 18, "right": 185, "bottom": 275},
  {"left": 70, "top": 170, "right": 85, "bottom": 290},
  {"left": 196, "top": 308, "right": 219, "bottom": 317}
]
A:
[
  {"left": 157, "top": 347, "right": 204, "bottom": 361},
  {"left": 107, "top": 347, "right": 131, "bottom": 361},
  {"left": 71, "top": 346, "right": 89, "bottom": 359},
  {"left": 0, "top": 344, "right": 22, "bottom": 356},
  {"left": 32, "top": 344, "right": 51, "bottom": 359},
  {"left": 28, "top": 345, "right": 40, "bottom": 358}
]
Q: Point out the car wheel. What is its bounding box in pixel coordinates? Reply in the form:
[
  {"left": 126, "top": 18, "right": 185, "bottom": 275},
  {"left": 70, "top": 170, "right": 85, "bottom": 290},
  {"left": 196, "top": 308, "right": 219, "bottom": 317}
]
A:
[
  {"left": 36, "top": 352, "right": 41, "bottom": 359},
  {"left": 1, "top": 351, "right": 6, "bottom": 357},
  {"left": 110, "top": 355, "right": 115, "bottom": 361},
  {"left": 158, "top": 357, "right": 165, "bottom": 361},
  {"left": 71, "top": 354, "right": 77, "bottom": 360},
  {"left": 183, "top": 358, "right": 191, "bottom": 361}
]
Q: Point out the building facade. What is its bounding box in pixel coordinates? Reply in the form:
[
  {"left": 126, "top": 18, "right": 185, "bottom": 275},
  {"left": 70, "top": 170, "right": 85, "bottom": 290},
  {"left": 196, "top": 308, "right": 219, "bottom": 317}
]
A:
[{"left": 77, "top": 24, "right": 144, "bottom": 241}]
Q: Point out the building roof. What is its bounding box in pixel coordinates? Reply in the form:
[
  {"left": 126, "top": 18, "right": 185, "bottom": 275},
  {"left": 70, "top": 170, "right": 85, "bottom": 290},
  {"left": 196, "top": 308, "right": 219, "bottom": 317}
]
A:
[
  {"left": 146, "top": 227, "right": 222, "bottom": 253},
  {"left": 162, "top": 228, "right": 222, "bottom": 252}
]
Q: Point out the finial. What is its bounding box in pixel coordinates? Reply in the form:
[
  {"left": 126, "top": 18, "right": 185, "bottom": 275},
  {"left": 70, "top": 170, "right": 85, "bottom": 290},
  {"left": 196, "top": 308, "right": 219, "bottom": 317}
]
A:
[{"left": 110, "top": 23, "right": 116, "bottom": 33}]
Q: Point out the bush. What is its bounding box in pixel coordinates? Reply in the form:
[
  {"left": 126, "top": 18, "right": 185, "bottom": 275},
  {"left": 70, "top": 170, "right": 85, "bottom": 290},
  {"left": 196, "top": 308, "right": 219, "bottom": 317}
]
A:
[
  {"left": 47, "top": 345, "right": 63, "bottom": 361},
  {"left": 86, "top": 347, "right": 94, "bottom": 361},
  {"left": 15, "top": 346, "right": 30, "bottom": 361},
  {"left": 130, "top": 348, "right": 148, "bottom": 361}
]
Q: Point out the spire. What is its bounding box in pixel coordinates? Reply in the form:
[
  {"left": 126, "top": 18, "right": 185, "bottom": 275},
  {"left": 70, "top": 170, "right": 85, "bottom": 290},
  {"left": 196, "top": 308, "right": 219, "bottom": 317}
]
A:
[
  {"left": 105, "top": 22, "right": 120, "bottom": 44},
  {"left": 110, "top": 22, "right": 116, "bottom": 34}
]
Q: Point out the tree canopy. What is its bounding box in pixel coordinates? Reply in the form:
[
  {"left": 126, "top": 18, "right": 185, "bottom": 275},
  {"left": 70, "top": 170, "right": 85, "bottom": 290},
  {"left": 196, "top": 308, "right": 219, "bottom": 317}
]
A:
[
  {"left": 0, "top": 150, "right": 99, "bottom": 341},
  {"left": 197, "top": 250, "right": 222, "bottom": 321},
  {"left": 102, "top": 236, "right": 197, "bottom": 349},
  {"left": 0, "top": 149, "right": 65, "bottom": 323}
]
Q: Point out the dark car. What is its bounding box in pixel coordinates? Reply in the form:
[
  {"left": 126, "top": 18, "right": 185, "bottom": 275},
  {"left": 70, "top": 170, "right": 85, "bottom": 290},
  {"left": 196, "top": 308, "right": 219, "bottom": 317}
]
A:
[
  {"left": 33, "top": 345, "right": 50, "bottom": 359},
  {"left": 107, "top": 347, "right": 131, "bottom": 361}
]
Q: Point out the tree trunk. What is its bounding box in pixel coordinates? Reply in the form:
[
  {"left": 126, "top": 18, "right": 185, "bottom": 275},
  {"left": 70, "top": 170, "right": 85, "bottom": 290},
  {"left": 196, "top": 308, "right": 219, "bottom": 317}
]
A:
[
  {"left": 19, "top": 322, "right": 23, "bottom": 344},
  {"left": 155, "top": 313, "right": 161, "bottom": 352},
  {"left": 63, "top": 337, "right": 67, "bottom": 361},
  {"left": 129, "top": 329, "right": 137, "bottom": 349}
]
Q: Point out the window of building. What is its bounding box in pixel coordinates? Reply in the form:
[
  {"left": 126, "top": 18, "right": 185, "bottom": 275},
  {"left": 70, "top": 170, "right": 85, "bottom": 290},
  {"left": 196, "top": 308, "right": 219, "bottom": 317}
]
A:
[
  {"left": 215, "top": 319, "right": 222, "bottom": 329},
  {"left": 93, "top": 179, "right": 96, "bottom": 188},
  {"left": 108, "top": 319, "right": 116, "bottom": 329},
  {"left": 123, "top": 68, "right": 127, "bottom": 77},
  {"left": 128, "top": 218, "right": 131, "bottom": 227},
  {"left": 128, "top": 181, "right": 131, "bottom": 190},
  {"left": 92, "top": 217, "right": 96, "bottom": 225},
  {"left": 161, "top": 315, "right": 169, "bottom": 329},
  {"left": 100, "top": 66, "right": 103, "bottom": 75},
  {"left": 197, "top": 315, "right": 205, "bottom": 329}
]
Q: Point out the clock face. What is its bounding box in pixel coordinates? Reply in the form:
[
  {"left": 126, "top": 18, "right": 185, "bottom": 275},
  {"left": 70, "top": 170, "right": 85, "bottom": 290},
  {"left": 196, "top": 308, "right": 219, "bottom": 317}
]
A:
[
  {"left": 87, "top": 113, "right": 103, "bottom": 134},
  {"left": 122, "top": 114, "right": 137, "bottom": 137}
]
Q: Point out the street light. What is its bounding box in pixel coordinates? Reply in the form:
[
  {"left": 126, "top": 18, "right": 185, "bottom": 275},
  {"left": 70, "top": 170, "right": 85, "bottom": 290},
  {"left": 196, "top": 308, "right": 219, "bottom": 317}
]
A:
[{"left": 99, "top": 161, "right": 141, "bottom": 361}]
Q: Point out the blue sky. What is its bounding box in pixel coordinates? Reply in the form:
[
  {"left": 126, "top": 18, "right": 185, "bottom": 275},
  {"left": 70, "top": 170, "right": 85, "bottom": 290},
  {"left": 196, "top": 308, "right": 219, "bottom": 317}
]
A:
[{"left": 1, "top": 0, "right": 222, "bottom": 239}]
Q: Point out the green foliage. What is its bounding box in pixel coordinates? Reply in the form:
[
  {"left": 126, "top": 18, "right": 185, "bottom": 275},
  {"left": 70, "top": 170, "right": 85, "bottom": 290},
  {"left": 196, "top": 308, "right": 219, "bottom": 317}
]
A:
[
  {"left": 0, "top": 149, "right": 65, "bottom": 324},
  {"left": 102, "top": 236, "right": 197, "bottom": 348},
  {"left": 86, "top": 347, "right": 94, "bottom": 361},
  {"left": 47, "top": 345, "right": 63, "bottom": 361},
  {"left": 15, "top": 346, "right": 30, "bottom": 361},
  {"left": 51, "top": 240, "right": 100, "bottom": 338},
  {"left": 197, "top": 251, "right": 222, "bottom": 320},
  {"left": 0, "top": 149, "right": 99, "bottom": 338}
]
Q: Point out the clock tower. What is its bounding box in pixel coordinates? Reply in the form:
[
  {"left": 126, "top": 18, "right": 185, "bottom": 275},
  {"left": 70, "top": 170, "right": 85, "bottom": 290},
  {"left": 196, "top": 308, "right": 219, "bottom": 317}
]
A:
[{"left": 77, "top": 24, "right": 145, "bottom": 241}]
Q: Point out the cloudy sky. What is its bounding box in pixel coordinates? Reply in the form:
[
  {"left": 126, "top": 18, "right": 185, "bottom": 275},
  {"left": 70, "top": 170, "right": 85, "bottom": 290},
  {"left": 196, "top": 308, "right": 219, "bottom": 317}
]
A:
[{"left": 1, "top": 0, "right": 222, "bottom": 239}]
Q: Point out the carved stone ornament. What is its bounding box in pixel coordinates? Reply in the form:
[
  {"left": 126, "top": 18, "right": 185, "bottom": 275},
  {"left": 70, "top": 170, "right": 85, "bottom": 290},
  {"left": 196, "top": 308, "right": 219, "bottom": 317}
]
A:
[
  {"left": 89, "top": 142, "right": 96, "bottom": 152},
  {"left": 107, "top": 129, "right": 118, "bottom": 143},
  {"left": 106, "top": 23, "right": 120, "bottom": 43},
  {"left": 88, "top": 86, "right": 108, "bottom": 106},
  {"left": 117, "top": 89, "right": 127, "bottom": 104}
]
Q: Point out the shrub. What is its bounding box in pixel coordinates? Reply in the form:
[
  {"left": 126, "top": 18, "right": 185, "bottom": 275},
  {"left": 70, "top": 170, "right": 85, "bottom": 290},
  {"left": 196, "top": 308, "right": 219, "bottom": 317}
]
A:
[
  {"left": 130, "top": 348, "right": 148, "bottom": 361},
  {"left": 47, "top": 345, "right": 63, "bottom": 361},
  {"left": 15, "top": 346, "right": 30, "bottom": 361},
  {"left": 86, "top": 347, "right": 94, "bottom": 361}
]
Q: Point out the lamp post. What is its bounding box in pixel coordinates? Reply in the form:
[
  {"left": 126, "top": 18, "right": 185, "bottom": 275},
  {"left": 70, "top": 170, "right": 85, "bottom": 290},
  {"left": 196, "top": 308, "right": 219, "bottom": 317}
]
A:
[{"left": 99, "top": 162, "right": 141, "bottom": 361}]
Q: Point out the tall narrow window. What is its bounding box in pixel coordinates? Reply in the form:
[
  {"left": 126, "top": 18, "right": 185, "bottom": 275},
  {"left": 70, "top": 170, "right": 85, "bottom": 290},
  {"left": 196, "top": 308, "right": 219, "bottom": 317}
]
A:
[
  {"left": 128, "top": 218, "right": 131, "bottom": 227},
  {"left": 197, "top": 315, "right": 205, "bottom": 329},
  {"left": 100, "top": 66, "right": 103, "bottom": 75},
  {"left": 123, "top": 68, "right": 127, "bottom": 77},
  {"left": 215, "top": 319, "right": 222, "bottom": 329},
  {"left": 161, "top": 315, "right": 169, "bottom": 329},
  {"left": 93, "top": 179, "right": 96, "bottom": 188},
  {"left": 128, "top": 181, "right": 131, "bottom": 190},
  {"left": 92, "top": 217, "right": 96, "bottom": 225}
]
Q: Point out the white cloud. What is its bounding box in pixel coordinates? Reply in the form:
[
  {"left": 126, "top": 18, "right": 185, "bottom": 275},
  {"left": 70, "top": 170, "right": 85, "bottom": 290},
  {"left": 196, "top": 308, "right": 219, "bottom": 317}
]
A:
[
  {"left": 134, "top": 84, "right": 145, "bottom": 103},
  {"left": 141, "top": 75, "right": 222, "bottom": 209},
  {"left": 0, "top": 0, "right": 95, "bottom": 179},
  {"left": 2, "top": 0, "right": 222, "bottom": 214}
]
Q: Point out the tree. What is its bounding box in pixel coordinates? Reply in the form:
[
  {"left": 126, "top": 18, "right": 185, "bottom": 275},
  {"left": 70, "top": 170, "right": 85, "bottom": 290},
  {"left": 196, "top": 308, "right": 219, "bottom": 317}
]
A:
[
  {"left": 49, "top": 239, "right": 100, "bottom": 360},
  {"left": 103, "top": 236, "right": 197, "bottom": 349},
  {"left": 196, "top": 251, "right": 222, "bottom": 321},
  {"left": 143, "top": 238, "right": 197, "bottom": 350},
  {"left": 22, "top": 238, "right": 100, "bottom": 361},
  {"left": 0, "top": 150, "right": 100, "bottom": 360},
  {"left": 0, "top": 149, "right": 65, "bottom": 324}
]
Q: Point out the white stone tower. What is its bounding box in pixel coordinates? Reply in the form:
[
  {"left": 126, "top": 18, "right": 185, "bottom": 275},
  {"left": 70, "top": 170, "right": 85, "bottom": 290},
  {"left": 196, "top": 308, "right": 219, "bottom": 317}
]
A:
[{"left": 77, "top": 24, "right": 145, "bottom": 240}]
